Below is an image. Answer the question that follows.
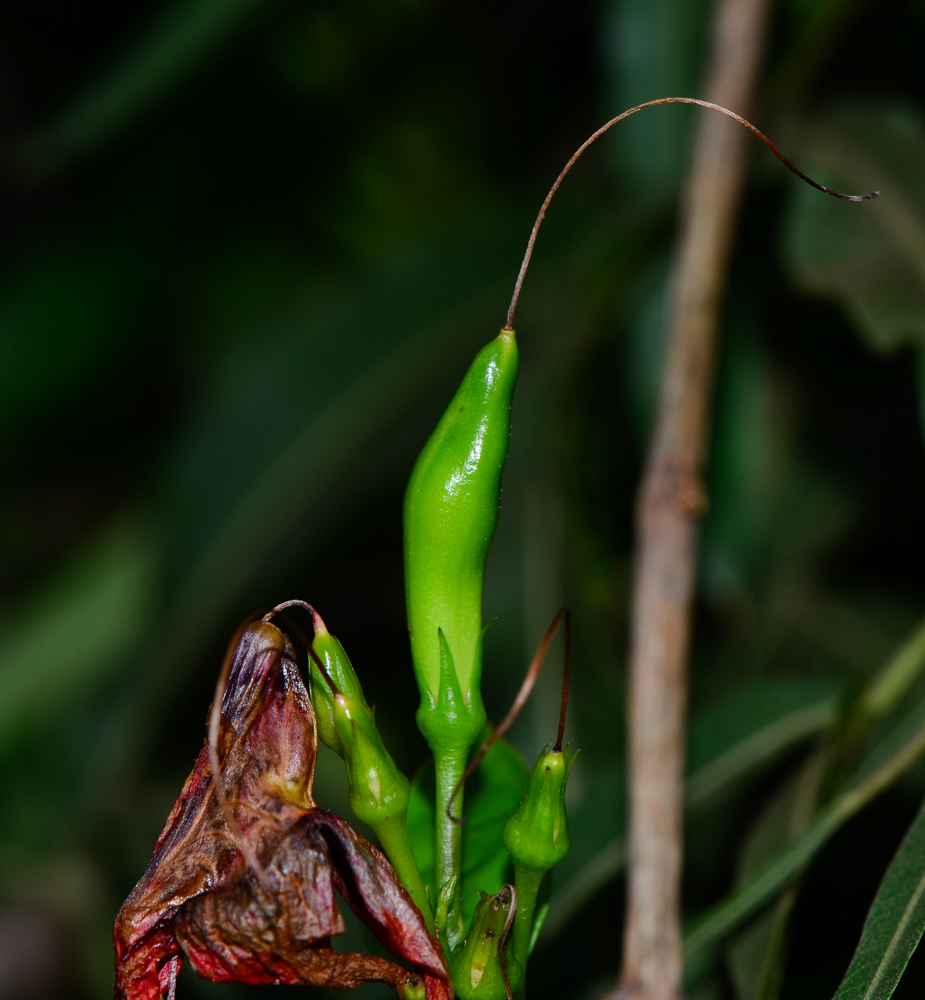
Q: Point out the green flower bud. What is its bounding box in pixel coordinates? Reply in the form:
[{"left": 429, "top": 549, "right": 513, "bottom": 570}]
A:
[
  {"left": 307, "top": 612, "right": 369, "bottom": 758},
  {"left": 449, "top": 887, "right": 522, "bottom": 1000},
  {"left": 334, "top": 693, "right": 410, "bottom": 830},
  {"left": 403, "top": 975, "right": 427, "bottom": 1000},
  {"left": 404, "top": 329, "right": 519, "bottom": 740},
  {"left": 503, "top": 745, "right": 575, "bottom": 874}
]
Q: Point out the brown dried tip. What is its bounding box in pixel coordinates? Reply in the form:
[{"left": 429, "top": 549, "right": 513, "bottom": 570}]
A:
[{"left": 114, "top": 620, "right": 451, "bottom": 1000}]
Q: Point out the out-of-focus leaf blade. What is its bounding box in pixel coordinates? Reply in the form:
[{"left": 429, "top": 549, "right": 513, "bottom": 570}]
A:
[
  {"left": 831, "top": 796, "right": 925, "bottom": 1000},
  {"left": 602, "top": 0, "right": 711, "bottom": 192},
  {"left": 726, "top": 751, "right": 826, "bottom": 1000},
  {"left": 684, "top": 695, "right": 925, "bottom": 970},
  {"left": 687, "top": 681, "right": 837, "bottom": 809},
  {"left": 18, "top": 0, "right": 273, "bottom": 174},
  {"left": 0, "top": 521, "right": 155, "bottom": 748},
  {"left": 782, "top": 101, "right": 925, "bottom": 352}
]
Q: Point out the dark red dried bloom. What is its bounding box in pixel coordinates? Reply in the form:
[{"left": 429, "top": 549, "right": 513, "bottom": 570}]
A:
[{"left": 114, "top": 621, "right": 450, "bottom": 1000}]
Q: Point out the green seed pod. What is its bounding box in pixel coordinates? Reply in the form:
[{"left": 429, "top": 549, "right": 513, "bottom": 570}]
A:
[
  {"left": 308, "top": 611, "right": 369, "bottom": 758},
  {"left": 448, "top": 886, "right": 522, "bottom": 1000},
  {"left": 404, "top": 328, "right": 519, "bottom": 744},
  {"left": 503, "top": 745, "right": 574, "bottom": 874}
]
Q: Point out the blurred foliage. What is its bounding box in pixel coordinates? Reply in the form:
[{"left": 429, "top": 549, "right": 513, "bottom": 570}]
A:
[{"left": 3, "top": 0, "right": 925, "bottom": 999}]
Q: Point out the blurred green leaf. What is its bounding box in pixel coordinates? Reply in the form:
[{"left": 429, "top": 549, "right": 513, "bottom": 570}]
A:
[
  {"left": 782, "top": 101, "right": 925, "bottom": 352},
  {"left": 830, "top": 795, "right": 925, "bottom": 1000},
  {"left": 687, "top": 681, "right": 836, "bottom": 809},
  {"left": 0, "top": 249, "right": 138, "bottom": 431},
  {"left": 407, "top": 762, "right": 436, "bottom": 892},
  {"left": 684, "top": 694, "right": 925, "bottom": 970},
  {"left": 18, "top": 0, "right": 273, "bottom": 174},
  {"left": 854, "top": 615, "right": 925, "bottom": 728},
  {"left": 726, "top": 751, "right": 826, "bottom": 1000},
  {"left": 0, "top": 521, "right": 155, "bottom": 749},
  {"left": 602, "top": 0, "right": 711, "bottom": 192}
]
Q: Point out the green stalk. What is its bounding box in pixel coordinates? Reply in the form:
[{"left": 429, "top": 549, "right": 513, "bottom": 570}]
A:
[
  {"left": 376, "top": 814, "right": 435, "bottom": 933},
  {"left": 511, "top": 863, "right": 545, "bottom": 970},
  {"left": 434, "top": 747, "right": 467, "bottom": 898}
]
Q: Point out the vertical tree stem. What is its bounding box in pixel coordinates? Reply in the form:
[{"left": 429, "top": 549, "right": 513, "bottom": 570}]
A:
[{"left": 614, "top": 0, "right": 772, "bottom": 998}]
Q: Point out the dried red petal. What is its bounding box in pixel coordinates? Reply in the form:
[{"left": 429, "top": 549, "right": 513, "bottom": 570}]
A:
[{"left": 114, "top": 620, "right": 451, "bottom": 1000}]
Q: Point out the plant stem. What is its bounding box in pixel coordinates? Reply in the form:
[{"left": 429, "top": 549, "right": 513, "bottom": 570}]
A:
[
  {"left": 375, "top": 814, "right": 436, "bottom": 933},
  {"left": 434, "top": 747, "right": 467, "bottom": 898},
  {"left": 613, "top": 0, "right": 771, "bottom": 997},
  {"left": 511, "top": 863, "right": 545, "bottom": 970}
]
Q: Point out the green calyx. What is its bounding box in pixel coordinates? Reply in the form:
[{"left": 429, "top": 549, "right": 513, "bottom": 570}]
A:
[
  {"left": 503, "top": 745, "right": 574, "bottom": 874},
  {"left": 416, "top": 628, "right": 487, "bottom": 755},
  {"left": 449, "top": 886, "right": 522, "bottom": 1000},
  {"left": 334, "top": 693, "right": 410, "bottom": 829},
  {"left": 404, "top": 328, "right": 519, "bottom": 714}
]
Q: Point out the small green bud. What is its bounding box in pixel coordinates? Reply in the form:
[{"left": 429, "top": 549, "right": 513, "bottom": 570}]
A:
[
  {"left": 308, "top": 611, "right": 369, "bottom": 758},
  {"left": 403, "top": 975, "right": 427, "bottom": 1000},
  {"left": 334, "top": 693, "right": 410, "bottom": 830},
  {"left": 449, "top": 887, "right": 522, "bottom": 1000},
  {"left": 503, "top": 745, "right": 575, "bottom": 874},
  {"left": 404, "top": 329, "right": 519, "bottom": 731}
]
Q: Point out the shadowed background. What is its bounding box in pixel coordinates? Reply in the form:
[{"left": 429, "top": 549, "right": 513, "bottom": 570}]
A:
[{"left": 2, "top": 0, "right": 925, "bottom": 998}]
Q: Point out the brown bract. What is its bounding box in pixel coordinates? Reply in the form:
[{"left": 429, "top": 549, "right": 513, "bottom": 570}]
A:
[{"left": 114, "top": 620, "right": 450, "bottom": 1000}]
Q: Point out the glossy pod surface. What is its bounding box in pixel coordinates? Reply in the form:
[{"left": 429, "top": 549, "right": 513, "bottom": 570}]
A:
[{"left": 403, "top": 329, "right": 519, "bottom": 712}]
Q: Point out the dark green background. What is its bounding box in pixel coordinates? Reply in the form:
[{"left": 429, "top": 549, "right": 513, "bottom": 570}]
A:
[{"left": 2, "top": 0, "right": 925, "bottom": 998}]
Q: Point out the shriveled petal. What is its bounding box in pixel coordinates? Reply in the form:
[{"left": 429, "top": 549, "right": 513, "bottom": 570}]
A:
[
  {"left": 312, "top": 811, "right": 449, "bottom": 985},
  {"left": 114, "top": 619, "right": 451, "bottom": 1000},
  {"left": 115, "top": 621, "right": 312, "bottom": 999}
]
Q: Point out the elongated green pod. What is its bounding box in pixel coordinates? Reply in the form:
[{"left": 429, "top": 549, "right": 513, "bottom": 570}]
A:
[
  {"left": 404, "top": 328, "right": 519, "bottom": 721},
  {"left": 404, "top": 328, "right": 518, "bottom": 898}
]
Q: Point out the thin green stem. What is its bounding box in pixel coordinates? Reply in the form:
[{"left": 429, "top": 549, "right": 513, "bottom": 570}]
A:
[
  {"left": 511, "top": 863, "right": 545, "bottom": 971},
  {"left": 434, "top": 747, "right": 467, "bottom": 896},
  {"left": 375, "top": 814, "right": 435, "bottom": 933}
]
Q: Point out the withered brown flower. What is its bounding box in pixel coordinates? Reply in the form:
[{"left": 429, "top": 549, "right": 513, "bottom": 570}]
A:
[{"left": 114, "top": 620, "right": 451, "bottom": 1000}]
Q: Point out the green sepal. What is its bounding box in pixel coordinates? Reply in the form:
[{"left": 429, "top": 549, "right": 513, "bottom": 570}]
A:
[
  {"left": 416, "top": 629, "right": 486, "bottom": 758},
  {"left": 435, "top": 874, "right": 465, "bottom": 953},
  {"left": 503, "top": 745, "right": 575, "bottom": 874},
  {"left": 449, "top": 887, "right": 523, "bottom": 1000},
  {"left": 334, "top": 694, "right": 410, "bottom": 829}
]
